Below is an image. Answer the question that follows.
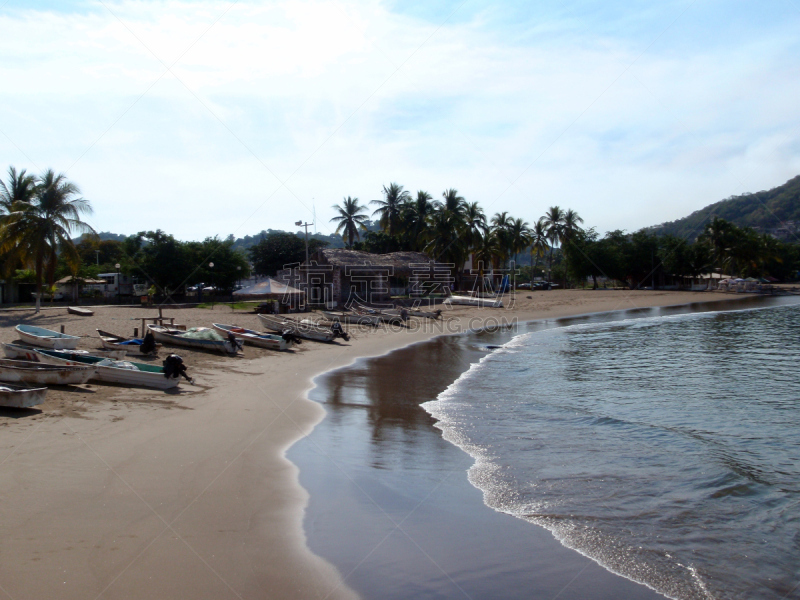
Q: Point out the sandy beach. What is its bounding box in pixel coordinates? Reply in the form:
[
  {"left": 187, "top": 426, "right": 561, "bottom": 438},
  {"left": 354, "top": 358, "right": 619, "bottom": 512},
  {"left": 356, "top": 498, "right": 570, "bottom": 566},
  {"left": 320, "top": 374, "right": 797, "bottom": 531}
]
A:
[{"left": 0, "top": 290, "right": 757, "bottom": 599}]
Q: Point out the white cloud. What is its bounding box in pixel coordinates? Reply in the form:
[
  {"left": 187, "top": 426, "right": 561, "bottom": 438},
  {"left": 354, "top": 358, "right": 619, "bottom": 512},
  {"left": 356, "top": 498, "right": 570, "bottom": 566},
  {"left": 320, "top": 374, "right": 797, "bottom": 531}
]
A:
[{"left": 0, "top": 0, "right": 798, "bottom": 240}]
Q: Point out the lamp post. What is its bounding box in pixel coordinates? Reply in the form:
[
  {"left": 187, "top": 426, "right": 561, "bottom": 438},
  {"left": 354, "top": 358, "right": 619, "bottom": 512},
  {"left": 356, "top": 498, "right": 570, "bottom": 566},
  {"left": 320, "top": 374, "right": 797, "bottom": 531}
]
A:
[
  {"left": 115, "top": 263, "right": 121, "bottom": 305},
  {"left": 295, "top": 220, "right": 312, "bottom": 266},
  {"left": 209, "top": 262, "right": 214, "bottom": 308}
]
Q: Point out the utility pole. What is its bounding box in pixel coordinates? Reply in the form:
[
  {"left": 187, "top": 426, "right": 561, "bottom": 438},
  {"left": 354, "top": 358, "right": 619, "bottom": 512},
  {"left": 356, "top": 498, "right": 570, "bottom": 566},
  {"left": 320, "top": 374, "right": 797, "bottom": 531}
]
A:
[{"left": 295, "top": 220, "right": 312, "bottom": 265}]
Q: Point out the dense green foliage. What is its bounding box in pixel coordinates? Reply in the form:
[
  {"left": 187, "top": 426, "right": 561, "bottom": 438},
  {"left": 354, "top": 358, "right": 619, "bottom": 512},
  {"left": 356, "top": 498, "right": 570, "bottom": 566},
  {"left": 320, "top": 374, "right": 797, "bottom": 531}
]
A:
[
  {"left": 654, "top": 175, "right": 800, "bottom": 240},
  {"left": 247, "top": 231, "right": 328, "bottom": 276}
]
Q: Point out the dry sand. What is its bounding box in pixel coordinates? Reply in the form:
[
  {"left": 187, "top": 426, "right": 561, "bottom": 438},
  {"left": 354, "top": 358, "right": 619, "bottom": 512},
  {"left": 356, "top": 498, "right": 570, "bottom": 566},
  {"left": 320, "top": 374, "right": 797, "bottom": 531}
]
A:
[{"left": 0, "top": 290, "right": 753, "bottom": 599}]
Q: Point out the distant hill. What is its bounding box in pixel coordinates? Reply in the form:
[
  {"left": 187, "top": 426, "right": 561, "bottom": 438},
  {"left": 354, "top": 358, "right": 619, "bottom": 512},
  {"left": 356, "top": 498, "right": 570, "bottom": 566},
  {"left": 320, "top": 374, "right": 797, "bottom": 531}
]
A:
[
  {"left": 652, "top": 175, "right": 800, "bottom": 240},
  {"left": 73, "top": 231, "right": 128, "bottom": 243}
]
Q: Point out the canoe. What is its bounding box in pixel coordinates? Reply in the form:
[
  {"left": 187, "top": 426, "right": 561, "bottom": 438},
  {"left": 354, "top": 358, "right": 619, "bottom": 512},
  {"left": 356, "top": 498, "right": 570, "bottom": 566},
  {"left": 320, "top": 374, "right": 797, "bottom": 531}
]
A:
[
  {"left": 0, "top": 382, "right": 47, "bottom": 408},
  {"left": 97, "top": 329, "right": 162, "bottom": 356},
  {"left": 148, "top": 325, "right": 240, "bottom": 355},
  {"left": 321, "top": 311, "right": 381, "bottom": 326},
  {"left": 0, "top": 358, "right": 96, "bottom": 385},
  {"left": 3, "top": 345, "right": 180, "bottom": 390},
  {"left": 351, "top": 304, "right": 406, "bottom": 324},
  {"left": 3, "top": 343, "right": 126, "bottom": 362},
  {"left": 211, "top": 323, "right": 294, "bottom": 351},
  {"left": 443, "top": 295, "right": 503, "bottom": 308},
  {"left": 15, "top": 324, "right": 80, "bottom": 350},
  {"left": 67, "top": 306, "right": 94, "bottom": 317},
  {"left": 257, "top": 314, "right": 348, "bottom": 343}
]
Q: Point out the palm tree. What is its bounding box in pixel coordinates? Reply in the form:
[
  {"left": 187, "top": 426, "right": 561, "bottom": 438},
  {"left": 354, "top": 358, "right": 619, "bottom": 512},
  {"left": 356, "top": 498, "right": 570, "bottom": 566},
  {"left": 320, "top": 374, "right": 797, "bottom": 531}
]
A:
[
  {"left": 509, "top": 217, "right": 531, "bottom": 268},
  {"left": 330, "top": 196, "right": 369, "bottom": 248},
  {"left": 700, "top": 217, "right": 734, "bottom": 278},
  {"left": 490, "top": 212, "right": 513, "bottom": 268},
  {"left": 371, "top": 183, "right": 410, "bottom": 239},
  {"left": 425, "top": 209, "right": 468, "bottom": 290},
  {"left": 542, "top": 206, "right": 565, "bottom": 281},
  {"left": 1, "top": 170, "right": 94, "bottom": 312},
  {"left": 439, "top": 188, "right": 467, "bottom": 219},
  {"left": 0, "top": 166, "right": 37, "bottom": 215},
  {"left": 528, "top": 218, "right": 549, "bottom": 286},
  {"left": 472, "top": 230, "right": 500, "bottom": 293},
  {"left": 401, "top": 190, "right": 435, "bottom": 250},
  {"left": 559, "top": 209, "right": 584, "bottom": 287}
]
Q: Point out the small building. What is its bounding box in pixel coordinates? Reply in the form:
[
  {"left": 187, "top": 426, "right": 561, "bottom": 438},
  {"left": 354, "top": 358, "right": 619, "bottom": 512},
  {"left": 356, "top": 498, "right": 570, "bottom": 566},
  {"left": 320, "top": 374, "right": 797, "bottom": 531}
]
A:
[
  {"left": 55, "top": 276, "right": 108, "bottom": 302},
  {"left": 97, "top": 272, "right": 134, "bottom": 299},
  {"left": 278, "top": 249, "right": 452, "bottom": 307}
]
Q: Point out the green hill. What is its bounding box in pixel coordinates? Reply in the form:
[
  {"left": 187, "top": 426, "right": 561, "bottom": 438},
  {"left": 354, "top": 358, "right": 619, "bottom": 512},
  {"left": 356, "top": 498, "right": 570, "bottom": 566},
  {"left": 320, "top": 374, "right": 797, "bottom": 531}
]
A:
[{"left": 652, "top": 175, "right": 800, "bottom": 240}]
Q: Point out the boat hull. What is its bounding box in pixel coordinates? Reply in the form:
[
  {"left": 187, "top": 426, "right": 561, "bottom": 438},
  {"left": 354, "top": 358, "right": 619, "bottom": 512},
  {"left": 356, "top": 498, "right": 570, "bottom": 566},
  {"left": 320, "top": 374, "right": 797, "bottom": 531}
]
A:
[
  {"left": 67, "top": 306, "right": 94, "bottom": 316},
  {"left": 443, "top": 296, "right": 503, "bottom": 308},
  {"left": 257, "top": 314, "right": 337, "bottom": 342},
  {"left": 0, "top": 359, "right": 95, "bottom": 385},
  {"left": 15, "top": 325, "right": 80, "bottom": 349},
  {"left": 322, "top": 311, "right": 381, "bottom": 326},
  {"left": 211, "top": 323, "right": 291, "bottom": 350},
  {"left": 148, "top": 325, "right": 238, "bottom": 354},
  {"left": 0, "top": 383, "right": 47, "bottom": 408}
]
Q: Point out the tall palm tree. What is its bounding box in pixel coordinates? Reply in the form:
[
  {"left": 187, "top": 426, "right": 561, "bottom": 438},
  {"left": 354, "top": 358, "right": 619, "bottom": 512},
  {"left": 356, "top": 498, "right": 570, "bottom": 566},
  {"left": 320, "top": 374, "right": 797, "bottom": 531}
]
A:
[
  {"left": 472, "top": 229, "right": 500, "bottom": 293},
  {"left": 439, "top": 188, "right": 467, "bottom": 219},
  {"left": 0, "top": 166, "right": 37, "bottom": 216},
  {"left": 700, "top": 217, "right": 734, "bottom": 277},
  {"left": 330, "top": 196, "right": 369, "bottom": 248},
  {"left": 559, "top": 209, "right": 584, "bottom": 287},
  {"left": 528, "top": 218, "right": 549, "bottom": 286},
  {"left": 371, "top": 183, "right": 410, "bottom": 239},
  {"left": 509, "top": 217, "right": 531, "bottom": 268},
  {"left": 425, "top": 209, "right": 468, "bottom": 290},
  {"left": 1, "top": 170, "right": 94, "bottom": 312},
  {"left": 401, "top": 190, "right": 435, "bottom": 251},
  {"left": 490, "top": 212, "right": 513, "bottom": 268},
  {"left": 542, "top": 206, "right": 565, "bottom": 281},
  {"left": 462, "top": 201, "right": 487, "bottom": 259}
]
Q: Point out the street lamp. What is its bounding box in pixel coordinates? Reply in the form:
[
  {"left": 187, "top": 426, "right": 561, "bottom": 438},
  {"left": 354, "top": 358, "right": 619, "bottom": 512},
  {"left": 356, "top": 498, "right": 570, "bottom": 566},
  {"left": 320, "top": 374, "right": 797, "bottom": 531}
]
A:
[
  {"left": 115, "top": 263, "right": 121, "bottom": 305},
  {"left": 209, "top": 262, "right": 214, "bottom": 308},
  {"left": 295, "top": 220, "right": 312, "bottom": 266}
]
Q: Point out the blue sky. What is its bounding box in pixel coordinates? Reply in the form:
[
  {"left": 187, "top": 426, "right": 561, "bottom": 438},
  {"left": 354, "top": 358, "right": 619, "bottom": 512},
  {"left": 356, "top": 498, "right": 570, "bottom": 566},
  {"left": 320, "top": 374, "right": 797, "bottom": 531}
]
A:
[{"left": 1, "top": 0, "right": 799, "bottom": 241}]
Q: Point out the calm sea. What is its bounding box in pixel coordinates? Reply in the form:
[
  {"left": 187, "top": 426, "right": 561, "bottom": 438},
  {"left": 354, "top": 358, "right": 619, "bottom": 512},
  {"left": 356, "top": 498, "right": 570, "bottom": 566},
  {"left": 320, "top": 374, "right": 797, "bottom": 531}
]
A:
[{"left": 423, "top": 300, "right": 800, "bottom": 599}]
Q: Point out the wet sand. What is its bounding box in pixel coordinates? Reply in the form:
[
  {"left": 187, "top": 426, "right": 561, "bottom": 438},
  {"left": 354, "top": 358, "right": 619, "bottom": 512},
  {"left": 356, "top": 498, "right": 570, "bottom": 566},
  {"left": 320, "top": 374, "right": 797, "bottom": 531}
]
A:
[{"left": 0, "top": 290, "right": 758, "bottom": 599}]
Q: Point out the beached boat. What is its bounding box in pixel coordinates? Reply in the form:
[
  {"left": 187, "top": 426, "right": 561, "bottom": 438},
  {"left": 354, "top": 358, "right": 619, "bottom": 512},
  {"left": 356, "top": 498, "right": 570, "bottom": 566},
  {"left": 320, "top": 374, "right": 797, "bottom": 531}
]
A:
[
  {"left": 2, "top": 345, "right": 181, "bottom": 390},
  {"left": 0, "top": 382, "right": 48, "bottom": 409},
  {"left": 443, "top": 295, "right": 503, "bottom": 308},
  {"left": 321, "top": 310, "right": 382, "bottom": 326},
  {"left": 67, "top": 306, "right": 94, "bottom": 317},
  {"left": 148, "top": 325, "right": 240, "bottom": 355},
  {"left": 15, "top": 324, "right": 81, "bottom": 350},
  {"left": 211, "top": 323, "right": 294, "bottom": 351},
  {"left": 257, "top": 314, "right": 348, "bottom": 342},
  {"left": 0, "top": 358, "right": 96, "bottom": 386},
  {"left": 3, "top": 343, "right": 127, "bottom": 363},
  {"left": 97, "top": 329, "right": 161, "bottom": 356},
  {"left": 350, "top": 304, "right": 406, "bottom": 324}
]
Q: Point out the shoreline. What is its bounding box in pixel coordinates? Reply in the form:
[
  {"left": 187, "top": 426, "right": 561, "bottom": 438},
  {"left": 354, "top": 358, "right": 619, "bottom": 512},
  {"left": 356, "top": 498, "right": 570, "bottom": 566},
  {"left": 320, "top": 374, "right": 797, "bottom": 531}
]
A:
[{"left": 0, "top": 290, "right": 763, "bottom": 599}]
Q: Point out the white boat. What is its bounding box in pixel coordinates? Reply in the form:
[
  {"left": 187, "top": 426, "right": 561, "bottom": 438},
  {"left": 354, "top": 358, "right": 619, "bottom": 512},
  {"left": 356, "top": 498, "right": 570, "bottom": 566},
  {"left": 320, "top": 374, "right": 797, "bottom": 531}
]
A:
[
  {"left": 321, "top": 311, "right": 382, "bottom": 326},
  {"left": 350, "top": 304, "right": 406, "bottom": 324},
  {"left": 257, "top": 314, "right": 347, "bottom": 343},
  {"left": 0, "top": 382, "right": 48, "bottom": 408},
  {"left": 443, "top": 295, "right": 503, "bottom": 308},
  {"left": 67, "top": 306, "right": 94, "bottom": 317},
  {"left": 97, "top": 329, "right": 161, "bottom": 356},
  {"left": 3, "top": 345, "right": 181, "bottom": 390},
  {"left": 148, "top": 325, "right": 240, "bottom": 355},
  {"left": 211, "top": 323, "right": 294, "bottom": 351},
  {"left": 15, "top": 324, "right": 80, "bottom": 349},
  {"left": 0, "top": 358, "right": 96, "bottom": 386},
  {"left": 3, "top": 342, "right": 126, "bottom": 362}
]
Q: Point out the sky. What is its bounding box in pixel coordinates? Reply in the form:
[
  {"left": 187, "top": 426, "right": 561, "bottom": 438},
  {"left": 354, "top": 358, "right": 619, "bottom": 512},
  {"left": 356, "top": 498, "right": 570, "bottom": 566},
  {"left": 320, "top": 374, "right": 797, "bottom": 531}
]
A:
[{"left": 1, "top": 0, "right": 799, "bottom": 242}]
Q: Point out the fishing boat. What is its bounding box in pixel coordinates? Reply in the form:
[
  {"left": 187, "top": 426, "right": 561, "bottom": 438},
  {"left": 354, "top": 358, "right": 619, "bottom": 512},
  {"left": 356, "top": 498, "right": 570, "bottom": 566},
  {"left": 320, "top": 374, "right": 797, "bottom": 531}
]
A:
[
  {"left": 211, "top": 323, "right": 295, "bottom": 351},
  {"left": 3, "top": 343, "right": 127, "bottom": 363},
  {"left": 67, "top": 306, "right": 94, "bottom": 317},
  {"left": 257, "top": 314, "right": 348, "bottom": 342},
  {"left": 0, "top": 358, "right": 96, "bottom": 386},
  {"left": 321, "top": 310, "right": 382, "bottom": 326},
  {"left": 442, "top": 295, "right": 503, "bottom": 308},
  {"left": 148, "top": 325, "right": 240, "bottom": 355},
  {"left": 0, "top": 382, "right": 48, "bottom": 408},
  {"left": 350, "top": 303, "right": 406, "bottom": 324},
  {"left": 2, "top": 345, "right": 181, "bottom": 390},
  {"left": 15, "top": 324, "right": 81, "bottom": 349},
  {"left": 97, "top": 329, "right": 161, "bottom": 356}
]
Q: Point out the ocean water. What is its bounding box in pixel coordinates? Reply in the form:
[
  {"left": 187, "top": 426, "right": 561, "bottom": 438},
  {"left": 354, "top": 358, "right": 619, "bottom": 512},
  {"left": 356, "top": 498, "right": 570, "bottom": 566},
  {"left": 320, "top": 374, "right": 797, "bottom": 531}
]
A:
[{"left": 423, "top": 301, "right": 800, "bottom": 599}]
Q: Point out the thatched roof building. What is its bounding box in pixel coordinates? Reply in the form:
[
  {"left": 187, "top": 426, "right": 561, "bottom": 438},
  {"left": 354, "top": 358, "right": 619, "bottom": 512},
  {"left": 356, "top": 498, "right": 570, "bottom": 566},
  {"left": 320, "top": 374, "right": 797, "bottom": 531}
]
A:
[{"left": 279, "top": 249, "right": 452, "bottom": 307}]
